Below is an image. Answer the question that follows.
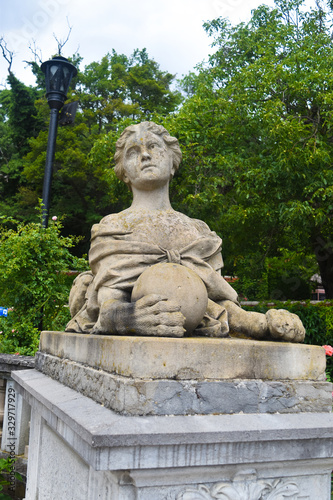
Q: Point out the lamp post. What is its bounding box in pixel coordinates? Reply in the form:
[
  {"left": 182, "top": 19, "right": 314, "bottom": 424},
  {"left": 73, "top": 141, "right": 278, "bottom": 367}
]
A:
[{"left": 41, "top": 55, "right": 77, "bottom": 228}]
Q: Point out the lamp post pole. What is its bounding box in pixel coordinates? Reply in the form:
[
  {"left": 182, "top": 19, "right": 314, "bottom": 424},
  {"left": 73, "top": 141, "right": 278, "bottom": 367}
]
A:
[
  {"left": 42, "top": 107, "right": 60, "bottom": 228},
  {"left": 41, "top": 55, "right": 77, "bottom": 228}
]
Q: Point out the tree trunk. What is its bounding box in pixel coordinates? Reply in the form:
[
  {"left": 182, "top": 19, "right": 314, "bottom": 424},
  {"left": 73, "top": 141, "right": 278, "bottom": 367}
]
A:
[{"left": 312, "top": 234, "right": 333, "bottom": 299}]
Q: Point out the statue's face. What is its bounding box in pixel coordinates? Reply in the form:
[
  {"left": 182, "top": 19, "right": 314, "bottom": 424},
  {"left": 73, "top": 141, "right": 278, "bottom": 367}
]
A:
[{"left": 122, "top": 129, "right": 175, "bottom": 190}]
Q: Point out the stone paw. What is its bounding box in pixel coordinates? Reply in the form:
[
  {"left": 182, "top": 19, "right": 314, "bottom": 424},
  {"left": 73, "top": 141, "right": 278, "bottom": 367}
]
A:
[{"left": 266, "top": 309, "right": 305, "bottom": 343}]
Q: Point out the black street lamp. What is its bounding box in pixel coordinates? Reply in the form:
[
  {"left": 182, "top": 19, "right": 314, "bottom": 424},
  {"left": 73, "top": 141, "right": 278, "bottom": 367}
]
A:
[{"left": 41, "top": 55, "right": 77, "bottom": 227}]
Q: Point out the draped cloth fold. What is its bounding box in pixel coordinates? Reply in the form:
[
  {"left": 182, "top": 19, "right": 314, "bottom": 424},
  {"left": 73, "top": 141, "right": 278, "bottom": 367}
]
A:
[{"left": 66, "top": 224, "right": 238, "bottom": 335}]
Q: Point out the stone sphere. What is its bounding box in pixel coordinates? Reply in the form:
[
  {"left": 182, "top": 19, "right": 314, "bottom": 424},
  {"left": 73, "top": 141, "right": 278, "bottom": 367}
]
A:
[{"left": 131, "top": 263, "right": 208, "bottom": 333}]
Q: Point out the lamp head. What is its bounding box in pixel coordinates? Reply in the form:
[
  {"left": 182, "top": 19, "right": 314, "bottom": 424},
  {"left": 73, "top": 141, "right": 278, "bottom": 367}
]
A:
[{"left": 41, "top": 55, "right": 77, "bottom": 110}]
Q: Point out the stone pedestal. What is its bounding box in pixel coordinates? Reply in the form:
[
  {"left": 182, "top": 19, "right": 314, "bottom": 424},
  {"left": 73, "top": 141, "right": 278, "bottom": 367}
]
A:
[
  {"left": 13, "top": 332, "right": 333, "bottom": 499},
  {"left": 35, "top": 331, "right": 330, "bottom": 415}
]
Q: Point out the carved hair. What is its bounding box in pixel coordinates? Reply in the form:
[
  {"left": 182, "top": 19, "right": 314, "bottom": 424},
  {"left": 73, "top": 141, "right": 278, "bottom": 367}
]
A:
[{"left": 114, "top": 121, "right": 182, "bottom": 183}]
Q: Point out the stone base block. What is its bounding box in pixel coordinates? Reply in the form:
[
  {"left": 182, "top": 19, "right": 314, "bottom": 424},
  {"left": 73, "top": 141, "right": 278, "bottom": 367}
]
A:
[
  {"left": 36, "top": 351, "right": 332, "bottom": 415},
  {"left": 39, "top": 331, "right": 326, "bottom": 381},
  {"left": 13, "top": 369, "right": 333, "bottom": 500}
]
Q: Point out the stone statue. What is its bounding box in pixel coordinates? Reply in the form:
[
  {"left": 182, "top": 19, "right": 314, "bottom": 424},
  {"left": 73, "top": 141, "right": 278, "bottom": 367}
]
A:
[{"left": 66, "top": 122, "right": 305, "bottom": 342}]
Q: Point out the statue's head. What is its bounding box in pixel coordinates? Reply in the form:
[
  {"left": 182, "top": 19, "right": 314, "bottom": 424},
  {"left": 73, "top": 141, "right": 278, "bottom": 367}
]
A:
[{"left": 114, "top": 122, "right": 182, "bottom": 185}]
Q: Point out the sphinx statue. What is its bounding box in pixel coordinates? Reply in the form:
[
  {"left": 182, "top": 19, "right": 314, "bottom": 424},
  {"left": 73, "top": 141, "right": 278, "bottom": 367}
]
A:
[{"left": 66, "top": 121, "right": 305, "bottom": 342}]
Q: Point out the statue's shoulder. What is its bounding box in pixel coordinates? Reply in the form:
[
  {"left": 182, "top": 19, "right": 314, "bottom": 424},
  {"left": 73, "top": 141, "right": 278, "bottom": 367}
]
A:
[
  {"left": 98, "top": 212, "right": 124, "bottom": 226},
  {"left": 174, "top": 211, "right": 214, "bottom": 236},
  {"left": 91, "top": 212, "right": 130, "bottom": 239}
]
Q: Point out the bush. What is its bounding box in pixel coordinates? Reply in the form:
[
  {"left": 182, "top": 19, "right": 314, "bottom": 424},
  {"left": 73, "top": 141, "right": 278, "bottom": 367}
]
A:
[{"left": 0, "top": 210, "right": 88, "bottom": 355}]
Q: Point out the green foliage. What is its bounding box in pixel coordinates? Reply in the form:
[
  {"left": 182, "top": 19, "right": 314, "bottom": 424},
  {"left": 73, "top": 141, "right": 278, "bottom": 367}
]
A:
[
  {"left": 229, "top": 254, "right": 269, "bottom": 301},
  {"left": 0, "top": 72, "right": 44, "bottom": 206},
  {"left": 78, "top": 48, "right": 182, "bottom": 127},
  {"left": 231, "top": 249, "right": 316, "bottom": 301},
  {"left": 287, "top": 301, "right": 333, "bottom": 380},
  {"left": 5, "top": 73, "right": 42, "bottom": 154},
  {"left": 0, "top": 317, "right": 39, "bottom": 356},
  {"left": 0, "top": 456, "right": 22, "bottom": 499},
  {"left": 0, "top": 209, "right": 88, "bottom": 354}
]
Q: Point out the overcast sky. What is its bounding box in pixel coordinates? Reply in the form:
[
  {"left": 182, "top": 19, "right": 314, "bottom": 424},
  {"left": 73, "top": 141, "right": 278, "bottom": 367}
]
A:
[{"left": 0, "top": 0, "right": 315, "bottom": 88}]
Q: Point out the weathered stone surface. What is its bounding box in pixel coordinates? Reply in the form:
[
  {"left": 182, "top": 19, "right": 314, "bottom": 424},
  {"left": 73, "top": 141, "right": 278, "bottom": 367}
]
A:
[
  {"left": 35, "top": 350, "right": 332, "bottom": 415},
  {"left": 266, "top": 308, "right": 305, "bottom": 341},
  {"left": 0, "top": 354, "right": 34, "bottom": 376},
  {"left": 39, "top": 331, "right": 326, "bottom": 381}
]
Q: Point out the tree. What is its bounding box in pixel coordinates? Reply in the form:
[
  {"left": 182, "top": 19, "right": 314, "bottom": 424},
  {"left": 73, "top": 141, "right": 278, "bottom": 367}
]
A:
[
  {"left": 0, "top": 70, "right": 43, "bottom": 207},
  {"left": 77, "top": 48, "right": 181, "bottom": 131},
  {"left": 170, "top": 0, "right": 333, "bottom": 298}
]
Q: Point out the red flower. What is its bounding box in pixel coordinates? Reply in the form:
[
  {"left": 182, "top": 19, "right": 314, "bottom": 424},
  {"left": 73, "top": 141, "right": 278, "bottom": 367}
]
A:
[{"left": 323, "top": 345, "right": 333, "bottom": 356}]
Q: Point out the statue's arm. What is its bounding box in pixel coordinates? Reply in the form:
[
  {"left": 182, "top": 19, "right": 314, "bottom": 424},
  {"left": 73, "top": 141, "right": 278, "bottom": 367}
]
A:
[
  {"left": 204, "top": 241, "right": 305, "bottom": 342},
  {"left": 222, "top": 300, "right": 305, "bottom": 342}
]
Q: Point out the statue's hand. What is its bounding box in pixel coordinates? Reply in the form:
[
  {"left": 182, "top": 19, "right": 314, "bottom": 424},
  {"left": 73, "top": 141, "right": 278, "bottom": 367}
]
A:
[
  {"left": 93, "top": 294, "right": 186, "bottom": 337},
  {"left": 132, "top": 294, "right": 186, "bottom": 337},
  {"left": 265, "top": 309, "right": 305, "bottom": 343}
]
